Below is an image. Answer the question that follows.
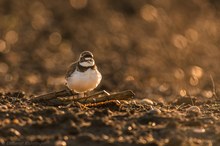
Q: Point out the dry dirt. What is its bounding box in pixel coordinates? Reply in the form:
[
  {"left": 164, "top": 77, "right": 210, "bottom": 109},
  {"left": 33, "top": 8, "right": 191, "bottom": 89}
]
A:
[{"left": 1, "top": 0, "right": 220, "bottom": 146}]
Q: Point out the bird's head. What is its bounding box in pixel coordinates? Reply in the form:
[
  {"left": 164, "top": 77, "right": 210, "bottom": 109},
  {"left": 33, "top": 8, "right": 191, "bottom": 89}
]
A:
[{"left": 79, "top": 51, "right": 95, "bottom": 67}]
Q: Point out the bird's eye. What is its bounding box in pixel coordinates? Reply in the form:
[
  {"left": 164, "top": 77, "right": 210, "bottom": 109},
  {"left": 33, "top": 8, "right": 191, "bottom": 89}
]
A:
[{"left": 83, "top": 54, "right": 93, "bottom": 58}]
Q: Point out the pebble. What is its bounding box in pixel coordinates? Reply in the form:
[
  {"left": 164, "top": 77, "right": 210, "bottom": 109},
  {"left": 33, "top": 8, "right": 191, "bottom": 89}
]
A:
[
  {"left": 3, "top": 119, "right": 11, "bottom": 125},
  {"left": 55, "top": 140, "right": 67, "bottom": 146},
  {"left": 0, "top": 105, "right": 8, "bottom": 111},
  {"left": 149, "top": 106, "right": 161, "bottom": 115},
  {"left": 193, "top": 128, "right": 206, "bottom": 133},
  {"left": 12, "top": 119, "right": 20, "bottom": 125},
  {"left": 8, "top": 128, "right": 21, "bottom": 137},
  {"left": 186, "top": 106, "right": 201, "bottom": 114},
  {"left": 140, "top": 99, "right": 154, "bottom": 105}
]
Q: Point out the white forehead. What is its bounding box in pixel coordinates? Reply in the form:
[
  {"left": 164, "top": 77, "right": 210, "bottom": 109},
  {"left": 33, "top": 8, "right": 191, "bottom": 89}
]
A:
[{"left": 85, "top": 57, "right": 92, "bottom": 60}]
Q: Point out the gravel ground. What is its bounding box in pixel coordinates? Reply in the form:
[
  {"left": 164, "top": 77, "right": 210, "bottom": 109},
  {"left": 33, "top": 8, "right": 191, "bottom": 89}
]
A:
[{"left": 0, "top": 0, "right": 220, "bottom": 145}]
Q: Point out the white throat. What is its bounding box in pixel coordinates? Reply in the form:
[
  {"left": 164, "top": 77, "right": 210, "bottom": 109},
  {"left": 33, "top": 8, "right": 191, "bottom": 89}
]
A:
[{"left": 79, "top": 60, "right": 95, "bottom": 67}]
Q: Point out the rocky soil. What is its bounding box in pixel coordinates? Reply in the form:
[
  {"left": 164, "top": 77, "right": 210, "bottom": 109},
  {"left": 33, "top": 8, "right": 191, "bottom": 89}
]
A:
[{"left": 0, "top": 0, "right": 220, "bottom": 145}]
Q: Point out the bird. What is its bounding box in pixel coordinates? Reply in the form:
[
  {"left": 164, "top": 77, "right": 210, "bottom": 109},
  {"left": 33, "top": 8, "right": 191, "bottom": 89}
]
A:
[{"left": 65, "top": 51, "right": 102, "bottom": 97}]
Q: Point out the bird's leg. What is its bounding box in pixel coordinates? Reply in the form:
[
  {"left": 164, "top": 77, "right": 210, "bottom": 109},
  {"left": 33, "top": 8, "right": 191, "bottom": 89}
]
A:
[
  {"left": 64, "top": 83, "right": 73, "bottom": 96},
  {"left": 84, "top": 92, "right": 90, "bottom": 97},
  {"left": 77, "top": 93, "right": 84, "bottom": 98},
  {"left": 76, "top": 92, "right": 91, "bottom": 103},
  {"left": 88, "top": 90, "right": 110, "bottom": 97}
]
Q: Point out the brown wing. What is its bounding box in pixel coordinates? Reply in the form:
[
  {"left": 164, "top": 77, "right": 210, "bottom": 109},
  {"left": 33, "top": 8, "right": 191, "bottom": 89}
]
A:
[{"left": 65, "top": 61, "right": 78, "bottom": 79}]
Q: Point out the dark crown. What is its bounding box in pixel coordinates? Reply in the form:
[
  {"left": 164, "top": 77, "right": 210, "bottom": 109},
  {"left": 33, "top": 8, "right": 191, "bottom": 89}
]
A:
[{"left": 80, "top": 51, "right": 93, "bottom": 58}]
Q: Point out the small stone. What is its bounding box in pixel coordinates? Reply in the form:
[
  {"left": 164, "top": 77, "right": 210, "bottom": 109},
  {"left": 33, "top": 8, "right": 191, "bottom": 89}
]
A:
[
  {"left": 140, "top": 99, "right": 154, "bottom": 105},
  {"left": 26, "top": 118, "right": 33, "bottom": 125},
  {"left": 149, "top": 107, "right": 161, "bottom": 115},
  {"left": 193, "top": 128, "right": 206, "bottom": 133},
  {"left": 120, "top": 100, "right": 129, "bottom": 104},
  {"left": 186, "top": 106, "right": 201, "bottom": 115},
  {"left": 0, "top": 105, "right": 8, "bottom": 111},
  {"left": 8, "top": 128, "right": 21, "bottom": 137},
  {"left": 102, "top": 134, "right": 109, "bottom": 140},
  {"left": 63, "top": 136, "right": 69, "bottom": 141},
  {"left": 12, "top": 119, "right": 20, "bottom": 125},
  {"left": 55, "top": 140, "right": 67, "bottom": 146},
  {"left": 3, "top": 119, "right": 11, "bottom": 125}
]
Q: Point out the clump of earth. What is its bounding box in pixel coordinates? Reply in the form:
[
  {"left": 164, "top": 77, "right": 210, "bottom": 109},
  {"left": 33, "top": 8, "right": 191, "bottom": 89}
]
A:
[{"left": 0, "top": 91, "right": 219, "bottom": 146}]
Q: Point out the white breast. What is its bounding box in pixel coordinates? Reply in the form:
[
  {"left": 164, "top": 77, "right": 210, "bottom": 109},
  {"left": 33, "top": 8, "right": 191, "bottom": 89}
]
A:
[{"left": 66, "top": 68, "right": 102, "bottom": 93}]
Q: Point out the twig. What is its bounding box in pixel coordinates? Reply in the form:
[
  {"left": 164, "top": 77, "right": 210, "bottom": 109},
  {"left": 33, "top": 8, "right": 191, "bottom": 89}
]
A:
[
  {"left": 210, "top": 74, "right": 218, "bottom": 99},
  {"left": 73, "top": 90, "right": 134, "bottom": 104},
  {"left": 31, "top": 89, "right": 77, "bottom": 102},
  {"left": 31, "top": 90, "right": 135, "bottom": 106}
]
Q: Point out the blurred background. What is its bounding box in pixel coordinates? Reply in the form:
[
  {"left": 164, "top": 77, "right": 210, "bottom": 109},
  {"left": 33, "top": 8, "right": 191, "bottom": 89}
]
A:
[{"left": 0, "top": 0, "right": 220, "bottom": 100}]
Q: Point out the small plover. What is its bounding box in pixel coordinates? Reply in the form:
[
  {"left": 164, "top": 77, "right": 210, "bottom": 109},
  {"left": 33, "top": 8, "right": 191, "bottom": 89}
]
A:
[{"left": 65, "top": 51, "right": 102, "bottom": 97}]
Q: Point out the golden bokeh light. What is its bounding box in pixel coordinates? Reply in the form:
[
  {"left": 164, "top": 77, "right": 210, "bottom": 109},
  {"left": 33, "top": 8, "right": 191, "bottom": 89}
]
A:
[
  {"left": 189, "top": 76, "right": 199, "bottom": 86},
  {"left": 125, "top": 75, "right": 135, "bottom": 81},
  {"left": 0, "top": 62, "right": 9, "bottom": 74},
  {"left": 202, "top": 90, "right": 213, "bottom": 98},
  {"left": 59, "top": 42, "right": 74, "bottom": 58},
  {"left": 159, "top": 83, "right": 169, "bottom": 92},
  {"left": 140, "top": 4, "right": 158, "bottom": 22},
  {"left": 70, "top": 0, "right": 87, "bottom": 9},
  {"left": 59, "top": 42, "right": 71, "bottom": 51},
  {"left": 149, "top": 77, "right": 159, "bottom": 88},
  {"left": 29, "top": 2, "right": 52, "bottom": 30},
  {"left": 49, "top": 32, "right": 62, "bottom": 46},
  {"left": 0, "top": 0, "right": 219, "bottom": 100},
  {"left": 109, "top": 12, "right": 126, "bottom": 32},
  {"left": 4, "top": 74, "right": 14, "bottom": 82},
  {"left": 191, "top": 66, "right": 203, "bottom": 78},
  {"left": 26, "top": 74, "right": 41, "bottom": 85},
  {"left": 179, "top": 89, "right": 187, "bottom": 97},
  {"left": 6, "top": 51, "right": 21, "bottom": 65},
  {"left": 47, "top": 76, "right": 65, "bottom": 86},
  {"left": 44, "top": 58, "right": 55, "bottom": 70},
  {"left": 5, "top": 30, "right": 18, "bottom": 44},
  {"left": 172, "top": 34, "right": 188, "bottom": 49},
  {"left": 95, "top": 35, "right": 110, "bottom": 48},
  {"left": 29, "top": 1, "right": 45, "bottom": 14},
  {"left": 174, "top": 68, "right": 185, "bottom": 80},
  {"left": 0, "top": 39, "right": 6, "bottom": 52},
  {"left": 185, "top": 28, "right": 199, "bottom": 42},
  {"left": 31, "top": 15, "right": 47, "bottom": 30},
  {"left": 204, "top": 21, "right": 218, "bottom": 37}
]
